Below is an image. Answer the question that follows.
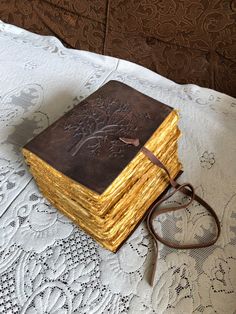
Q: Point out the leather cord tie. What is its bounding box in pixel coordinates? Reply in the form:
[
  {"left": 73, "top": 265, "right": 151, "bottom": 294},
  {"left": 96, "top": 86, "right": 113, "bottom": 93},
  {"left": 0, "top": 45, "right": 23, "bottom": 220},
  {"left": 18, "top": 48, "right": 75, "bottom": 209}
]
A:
[{"left": 119, "top": 137, "right": 221, "bottom": 286}]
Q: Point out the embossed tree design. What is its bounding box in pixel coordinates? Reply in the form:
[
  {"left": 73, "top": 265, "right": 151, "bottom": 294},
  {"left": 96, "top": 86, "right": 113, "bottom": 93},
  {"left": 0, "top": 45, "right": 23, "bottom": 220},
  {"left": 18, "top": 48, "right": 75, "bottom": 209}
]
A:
[{"left": 63, "top": 96, "right": 139, "bottom": 158}]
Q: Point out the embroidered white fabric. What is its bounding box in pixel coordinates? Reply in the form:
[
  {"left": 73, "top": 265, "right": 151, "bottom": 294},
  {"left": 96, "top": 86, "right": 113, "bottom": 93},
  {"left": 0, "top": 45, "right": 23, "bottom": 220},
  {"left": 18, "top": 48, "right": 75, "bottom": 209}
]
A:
[{"left": 0, "top": 21, "right": 236, "bottom": 314}]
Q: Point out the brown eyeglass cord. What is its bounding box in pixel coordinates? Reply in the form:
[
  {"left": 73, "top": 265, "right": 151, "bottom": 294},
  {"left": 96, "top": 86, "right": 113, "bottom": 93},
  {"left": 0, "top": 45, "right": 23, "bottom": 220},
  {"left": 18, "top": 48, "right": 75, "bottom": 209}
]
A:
[{"left": 119, "top": 137, "right": 221, "bottom": 286}]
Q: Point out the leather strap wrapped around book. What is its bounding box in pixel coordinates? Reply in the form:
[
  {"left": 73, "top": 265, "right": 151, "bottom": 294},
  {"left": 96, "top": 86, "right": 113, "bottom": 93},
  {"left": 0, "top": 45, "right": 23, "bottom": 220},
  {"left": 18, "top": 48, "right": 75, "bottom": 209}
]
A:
[{"left": 119, "top": 137, "right": 221, "bottom": 286}]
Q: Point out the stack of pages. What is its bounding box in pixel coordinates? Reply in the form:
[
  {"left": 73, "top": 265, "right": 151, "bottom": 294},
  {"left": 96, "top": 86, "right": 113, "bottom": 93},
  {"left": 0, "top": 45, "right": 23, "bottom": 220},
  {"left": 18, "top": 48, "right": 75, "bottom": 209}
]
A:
[{"left": 23, "top": 80, "right": 181, "bottom": 252}]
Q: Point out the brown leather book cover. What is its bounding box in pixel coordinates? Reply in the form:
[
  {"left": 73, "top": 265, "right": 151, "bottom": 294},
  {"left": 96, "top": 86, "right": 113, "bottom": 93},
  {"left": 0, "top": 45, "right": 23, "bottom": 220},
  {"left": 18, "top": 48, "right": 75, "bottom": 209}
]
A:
[{"left": 24, "top": 80, "right": 173, "bottom": 194}]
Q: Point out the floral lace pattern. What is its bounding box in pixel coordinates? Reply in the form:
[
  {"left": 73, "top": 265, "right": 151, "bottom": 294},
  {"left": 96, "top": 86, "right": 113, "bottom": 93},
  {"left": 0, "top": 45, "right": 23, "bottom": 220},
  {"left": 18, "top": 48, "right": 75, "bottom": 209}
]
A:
[
  {"left": 200, "top": 151, "right": 215, "bottom": 169},
  {"left": 0, "top": 21, "right": 236, "bottom": 313}
]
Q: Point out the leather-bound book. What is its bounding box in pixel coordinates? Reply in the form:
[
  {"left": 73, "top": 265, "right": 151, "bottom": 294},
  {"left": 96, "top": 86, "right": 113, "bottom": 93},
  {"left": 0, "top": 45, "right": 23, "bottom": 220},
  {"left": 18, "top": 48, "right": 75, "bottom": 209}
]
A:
[{"left": 23, "top": 80, "right": 182, "bottom": 251}]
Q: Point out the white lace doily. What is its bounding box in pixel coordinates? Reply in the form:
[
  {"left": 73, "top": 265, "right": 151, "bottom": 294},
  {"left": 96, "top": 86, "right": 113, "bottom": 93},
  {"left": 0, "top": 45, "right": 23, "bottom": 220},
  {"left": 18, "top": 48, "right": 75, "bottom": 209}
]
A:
[{"left": 0, "top": 21, "right": 236, "bottom": 314}]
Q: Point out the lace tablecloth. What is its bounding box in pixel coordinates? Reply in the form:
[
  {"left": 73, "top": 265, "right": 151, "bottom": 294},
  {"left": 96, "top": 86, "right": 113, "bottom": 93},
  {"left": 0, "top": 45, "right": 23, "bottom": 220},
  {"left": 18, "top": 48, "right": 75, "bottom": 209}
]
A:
[{"left": 0, "top": 21, "right": 236, "bottom": 314}]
